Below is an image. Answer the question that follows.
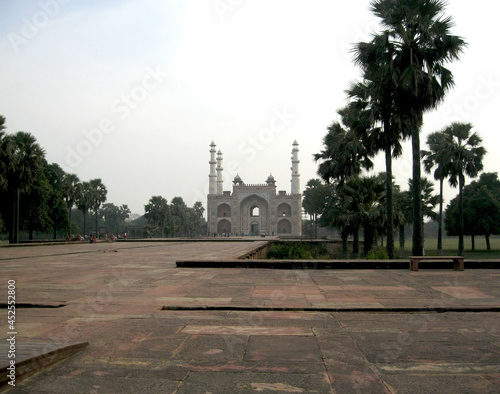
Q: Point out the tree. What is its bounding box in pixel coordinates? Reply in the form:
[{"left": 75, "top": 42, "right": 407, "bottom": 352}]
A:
[
  {"left": 170, "top": 197, "right": 189, "bottom": 237},
  {"left": 62, "top": 173, "right": 81, "bottom": 237},
  {"left": 302, "top": 179, "right": 329, "bottom": 238},
  {"left": 314, "top": 104, "right": 374, "bottom": 256},
  {"left": 88, "top": 178, "right": 107, "bottom": 237},
  {"left": 441, "top": 123, "right": 486, "bottom": 256},
  {"left": 369, "top": 0, "right": 466, "bottom": 256},
  {"left": 350, "top": 31, "right": 409, "bottom": 259},
  {"left": 422, "top": 131, "right": 451, "bottom": 254},
  {"left": 339, "top": 175, "right": 386, "bottom": 257},
  {"left": 144, "top": 196, "right": 169, "bottom": 237},
  {"left": 445, "top": 173, "right": 500, "bottom": 251},
  {"left": 77, "top": 181, "right": 93, "bottom": 236},
  {"left": 44, "top": 163, "right": 69, "bottom": 239},
  {"left": 1, "top": 132, "right": 46, "bottom": 243},
  {"left": 408, "top": 177, "right": 439, "bottom": 252},
  {"left": 102, "top": 203, "right": 130, "bottom": 235}
]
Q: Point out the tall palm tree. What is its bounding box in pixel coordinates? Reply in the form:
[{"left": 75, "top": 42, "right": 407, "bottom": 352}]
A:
[
  {"left": 314, "top": 104, "right": 374, "bottom": 257},
  {"left": 62, "top": 173, "right": 81, "bottom": 237},
  {"left": 441, "top": 122, "right": 486, "bottom": 256},
  {"left": 348, "top": 35, "right": 409, "bottom": 258},
  {"left": 2, "top": 132, "right": 45, "bottom": 243},
  {"left": 422, "top": 131, "right": 451, "bottom": 255},
  {"left": 77, "top": 181, "right": 93, "bottom": 236},
  {"left": 369, "top": 0, "right": 466, "bottom": 256},
  {"left": 89, "top": 178, "right": 107, "bottom": 238}
]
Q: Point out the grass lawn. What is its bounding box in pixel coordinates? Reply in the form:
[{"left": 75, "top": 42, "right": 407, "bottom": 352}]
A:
[{"left": 398, "top": 237, "right": 500, "bottom": 259}]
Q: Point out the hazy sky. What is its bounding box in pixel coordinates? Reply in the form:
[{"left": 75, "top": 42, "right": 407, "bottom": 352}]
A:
[{"left": 1, "top": 1, "right": 499, "bottom": 215}]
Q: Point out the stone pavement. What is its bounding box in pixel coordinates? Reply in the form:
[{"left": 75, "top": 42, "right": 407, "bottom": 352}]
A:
[{"left": 1, "top": 241, "right": 499, "bottom": 393}]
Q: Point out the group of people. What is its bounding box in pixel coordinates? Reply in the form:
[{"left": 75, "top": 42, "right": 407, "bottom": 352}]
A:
[{"left": 67, "top": 233, "right": 128, "bottom": 243}]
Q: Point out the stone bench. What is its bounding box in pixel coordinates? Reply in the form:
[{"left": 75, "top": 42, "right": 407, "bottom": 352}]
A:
[{"left": 409, "top": 256, "right": 465, "bottom": 271}]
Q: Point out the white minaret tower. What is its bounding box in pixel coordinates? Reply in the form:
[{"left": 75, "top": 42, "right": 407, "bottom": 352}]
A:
[
  {"left": 291, "top": 140, "right": 300, "bottom": 194},
  {"left": 209, "top": 141, "right": 217, "bottom": 195},
  {"left": 216, "top": 150, "right": 223, "bottom": 195}
]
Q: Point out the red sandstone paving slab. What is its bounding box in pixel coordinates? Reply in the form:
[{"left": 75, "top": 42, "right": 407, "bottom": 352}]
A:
[
  {"left": 181, "top": 325, "right": 312, "bottom": 336},
  {"left": 175, "top": 371, "right": 333, "bottom": 394},
  {"left": 13, "top": 371, "right": 184, "bottom": 393},
  {"left": 170, "top": 334, "right": 247, "bottom": 362},
  {"left": 328, "top": 372, "right": 390, "bottom": 394},
  {"left": 433, "top": 286, "right": 496, "bottom": 299},
  {"left": 380, "top": 373, "right": 500, "bottom": 393},
  {"left": 245, "top": 335, "right": 321, "bottom": 362}
]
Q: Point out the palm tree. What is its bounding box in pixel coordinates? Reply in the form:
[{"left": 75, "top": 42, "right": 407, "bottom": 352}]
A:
[
  {"left": 77, "top": 181, "right": 93, "bottom": 236},
  {"left": 441, "top": 122, "right": 486, "bottom": 256},
  {"left": 422, "top": 131, "right": 451, "bottom": 255},
  {"left": 315, "top": 104, "right": 374, "bottom": 257},
  {"left": 369, "top": 0, "right": 466, "bottom": 256},
  {"left": 89, "top": 178, "right": 107, "bottom": 238},
  {"left": 62, "top": 173, "right": 81, "bottom": 238},
  {"left": 2, "top": 132, "right": 45, "bottom": 243}
]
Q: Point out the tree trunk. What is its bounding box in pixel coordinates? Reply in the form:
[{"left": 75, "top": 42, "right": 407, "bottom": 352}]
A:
[
  {"left": 363, "top": 225, "right": 375, "bottom": 257},
  {"left": 95, "top": 206, "right": 99, "bottom": 238},
  {"left": 437, "top": 178, "right": 444, "bottom": 255},
  {"left": 471, "top": 234, "right": 475, "bottom": 251},
  {"left": 411, "top": 127, "right": 423, "bottom": 256},
  {"left": 385, "top": 147, "right": 395, "bottom": 259},
  {"left": 29, "top": 228, "right": 34, "bottom": 240},
  {"left": 458, "top": 174, "right": 464, "bottom": 256},
  {"left": 399, "top": 224, "right": 405, "bottom": 256},
  {"left": 68, "top": 206, "right": 72, "bottom": 238},
  {"left": 486, "top": 234, "right": 491, "bottom": 252},
  {"left": 353, "top": 226, "right": 359, "bottom": 259},
  {"left": 341, "top": 227, "right": 349, "bottom": 259},
  {"left": 13, "top": 188, "right": 20, "bottom": 244},
  {"left": 83, "top": 211, "right": 87, "bottom": 236}
]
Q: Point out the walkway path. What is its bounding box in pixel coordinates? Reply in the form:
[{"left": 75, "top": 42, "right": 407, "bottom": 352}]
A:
[{"left": 1, "top": 241, "right": 499, "bottom": 393}]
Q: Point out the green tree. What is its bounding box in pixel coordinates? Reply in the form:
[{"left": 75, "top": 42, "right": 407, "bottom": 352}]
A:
[
  {"left": 339, "top": 175, "right": 386, "bottom": 257},
  {"left": 170, "top": 197, "right": 188, "bottom": 237},
  {"left": 45, "top": 163, "right": 69, "bottom": 239},
  {"left": 350, "top": 31, "right": 409, "bottom": 259},
  {"left": 422, "top": 131, "right": 451, "bottom": 254},
  {"left": 77, "top": 181, "right": 93, "bottom": 236},
  {"left": 441, "top": 123, "right": 486, "bottom": 256},
  {"left": 369, "top": 0, "right": 466, "bottom": 256},
  {"left": 62, "top": 173, "right": 81, "bottom": 237},
  {"left": 445, "top": 173, "right": 500, "bottom": 251},
  {"left": 1, "top": 132, "right": 46, "bottom": 243},
  {"left": 302, "top": 179, "right": 329, "bottom": 238},
  {"left": 408, "top": 177, "right": 439, "bottom": 252},
  {"left": 144, "top": 196, "right": 169, "bottom": 237},
  {"left": 88, "top": 178, "right": 107, "bottom": 237},
  {"left": 314, "top": 104, "right": 374, "bottom": 256}
]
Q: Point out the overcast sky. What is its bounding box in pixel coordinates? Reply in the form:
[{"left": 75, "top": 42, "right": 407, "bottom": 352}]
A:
[{"left": 1, "top": 0, "right": 499, "bottom": 215}]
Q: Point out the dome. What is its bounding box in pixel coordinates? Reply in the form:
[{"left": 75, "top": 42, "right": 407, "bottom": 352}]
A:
[
  {"left": 266, "top": 173, "right": 276, "bottom": 185},
  {"left": 233, "top": 174, "right": 243, "bottom": 185}
]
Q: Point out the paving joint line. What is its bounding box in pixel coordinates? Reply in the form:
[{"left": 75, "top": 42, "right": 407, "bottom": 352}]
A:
[{"left": 161, "top": 306, "right": 500, "bottom": 313}]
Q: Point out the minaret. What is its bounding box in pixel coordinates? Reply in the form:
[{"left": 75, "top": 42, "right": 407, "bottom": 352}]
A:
[
  {"left": 216, "top": 150, "right": 223, "bottom": 195},
  {"left": 291, "top": 140, "right": 300, "bottom": 194},
  {"left": 209, "top": 141, "right": 217, "bottom": 195}
]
